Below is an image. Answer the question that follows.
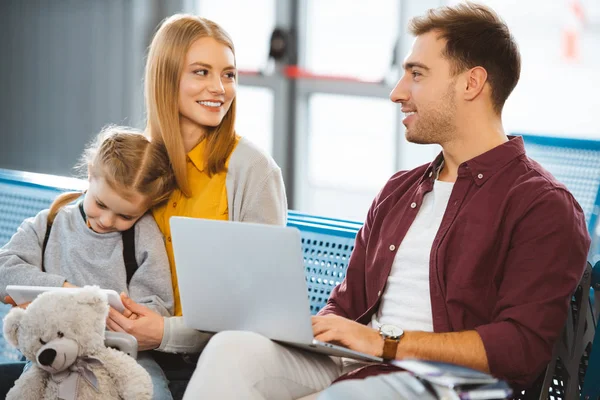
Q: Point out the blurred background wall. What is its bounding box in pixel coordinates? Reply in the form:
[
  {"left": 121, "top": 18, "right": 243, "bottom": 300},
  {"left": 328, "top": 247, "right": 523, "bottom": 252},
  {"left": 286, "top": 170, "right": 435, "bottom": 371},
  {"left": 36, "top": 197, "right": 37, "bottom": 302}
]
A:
[{"left": 0, "top": 0, "right": 185, "bottom": 175}]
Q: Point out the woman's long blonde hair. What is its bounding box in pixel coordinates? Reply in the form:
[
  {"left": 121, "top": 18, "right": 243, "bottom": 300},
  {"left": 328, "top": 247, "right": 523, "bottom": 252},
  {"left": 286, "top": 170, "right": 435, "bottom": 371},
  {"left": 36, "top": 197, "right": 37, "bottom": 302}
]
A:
[
  {"left": 48, "top": 126, "right": 176, "bottom": 224},
  {"left": 144, "top": 14, "right": 237, "bottom": 196}
]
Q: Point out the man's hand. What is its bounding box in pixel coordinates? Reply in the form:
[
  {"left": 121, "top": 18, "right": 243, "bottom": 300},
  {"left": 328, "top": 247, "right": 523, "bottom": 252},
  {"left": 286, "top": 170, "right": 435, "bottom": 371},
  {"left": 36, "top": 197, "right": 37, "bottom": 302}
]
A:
[
  {"left": 312, "top": 314, "right": 384, "bottom": 357},
  {"left": 106, "top": 293, "right": 164, "bottom": 351}
]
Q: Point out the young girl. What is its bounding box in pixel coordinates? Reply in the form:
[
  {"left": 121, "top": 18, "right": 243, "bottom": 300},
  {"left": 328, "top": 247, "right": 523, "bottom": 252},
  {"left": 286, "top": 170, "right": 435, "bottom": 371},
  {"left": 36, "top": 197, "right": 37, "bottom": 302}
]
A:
[{"left": 0, "top": 126, "right": 177, "bottom": 397}]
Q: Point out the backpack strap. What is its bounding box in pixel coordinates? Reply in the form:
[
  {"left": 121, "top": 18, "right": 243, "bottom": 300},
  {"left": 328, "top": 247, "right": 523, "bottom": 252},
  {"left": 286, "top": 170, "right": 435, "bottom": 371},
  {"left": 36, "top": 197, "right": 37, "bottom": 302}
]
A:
[
  {"left": 122, "top": 225, "right": 138, "bottom": 285},
  {"left": 41, "top": 222, "right": 52, "bottom": 273}
]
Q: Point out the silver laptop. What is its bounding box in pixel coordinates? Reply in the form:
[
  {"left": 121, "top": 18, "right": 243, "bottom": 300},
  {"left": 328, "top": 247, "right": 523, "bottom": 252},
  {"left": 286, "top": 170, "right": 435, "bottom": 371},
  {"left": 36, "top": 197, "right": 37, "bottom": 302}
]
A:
[{"left": 170, "top": 216, "right": 382, "bottom": 363}]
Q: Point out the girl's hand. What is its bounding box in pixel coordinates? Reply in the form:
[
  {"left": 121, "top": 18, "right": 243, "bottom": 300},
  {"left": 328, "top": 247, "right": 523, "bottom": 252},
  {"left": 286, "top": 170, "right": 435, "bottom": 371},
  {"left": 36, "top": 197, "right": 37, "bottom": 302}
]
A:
[
  {"left": 3, "top": 296, "right": 30, "bottom": 309},
  {"left": 2, "top": 296, "right": 16, "bottom": 306},
  {"left": 106, "top": 293, "right": 164, "bottom": 351}
]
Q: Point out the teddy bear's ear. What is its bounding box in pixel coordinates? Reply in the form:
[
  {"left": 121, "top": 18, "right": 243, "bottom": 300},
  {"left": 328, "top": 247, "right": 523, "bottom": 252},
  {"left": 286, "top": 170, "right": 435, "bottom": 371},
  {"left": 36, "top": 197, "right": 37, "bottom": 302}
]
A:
[
  {"left": 3, "top": 307, "right": 26, "bottom": 348},
  {"left": 77, "top": 285, "right": 109, "bottom": 316}
]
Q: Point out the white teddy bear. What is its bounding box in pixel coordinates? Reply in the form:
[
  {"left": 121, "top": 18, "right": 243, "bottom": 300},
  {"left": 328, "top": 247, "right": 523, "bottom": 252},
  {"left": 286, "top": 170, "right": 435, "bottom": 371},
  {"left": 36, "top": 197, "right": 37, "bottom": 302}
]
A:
[{"left": 2, "top": 286, "right": 153, "bottom": 400}]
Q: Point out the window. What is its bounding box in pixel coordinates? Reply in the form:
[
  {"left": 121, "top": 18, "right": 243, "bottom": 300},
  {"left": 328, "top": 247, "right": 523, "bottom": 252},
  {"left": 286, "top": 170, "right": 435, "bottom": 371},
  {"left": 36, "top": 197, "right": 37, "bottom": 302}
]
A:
[
  {"left": 195, "top": 0, "right": 276, "bottom": 71},
  {"left": 304, "top": 0, "right": 399, "bottom": 81},
  {"left": 235, "top": 86, "right": 274, "bottom": 154},
  {"left": 451, "top": 0, "right": 600, "bottom": 138},
  {"left": 300, "top": 94, "right": 397, "bottom": 220}
]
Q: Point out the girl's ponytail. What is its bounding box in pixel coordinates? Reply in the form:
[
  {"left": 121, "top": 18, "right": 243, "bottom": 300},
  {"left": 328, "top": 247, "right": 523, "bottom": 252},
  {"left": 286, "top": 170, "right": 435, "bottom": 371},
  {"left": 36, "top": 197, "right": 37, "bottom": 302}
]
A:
[{"left": 47, "top": 191, "right": 85, "bottom": 225}]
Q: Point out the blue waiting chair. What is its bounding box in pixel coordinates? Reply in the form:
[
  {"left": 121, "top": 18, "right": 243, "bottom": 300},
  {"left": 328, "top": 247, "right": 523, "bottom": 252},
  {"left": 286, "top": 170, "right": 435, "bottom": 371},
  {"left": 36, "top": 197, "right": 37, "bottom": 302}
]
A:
[{"left": 0, "top": 169, "right": 87, "bottom": 361}]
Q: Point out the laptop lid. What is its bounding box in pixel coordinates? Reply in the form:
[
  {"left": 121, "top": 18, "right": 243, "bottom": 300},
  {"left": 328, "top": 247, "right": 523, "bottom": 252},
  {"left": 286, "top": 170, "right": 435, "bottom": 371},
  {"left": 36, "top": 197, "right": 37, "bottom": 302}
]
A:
[{"left": 169, "top": 217, "right": 315, "bottom": 344}]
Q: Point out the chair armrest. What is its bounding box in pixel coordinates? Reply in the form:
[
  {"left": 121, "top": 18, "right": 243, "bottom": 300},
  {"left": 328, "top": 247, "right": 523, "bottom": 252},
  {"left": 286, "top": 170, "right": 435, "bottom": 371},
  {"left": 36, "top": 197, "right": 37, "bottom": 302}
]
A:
[{"left": 104, "top": 331, "right": 138, "bottom": 359}]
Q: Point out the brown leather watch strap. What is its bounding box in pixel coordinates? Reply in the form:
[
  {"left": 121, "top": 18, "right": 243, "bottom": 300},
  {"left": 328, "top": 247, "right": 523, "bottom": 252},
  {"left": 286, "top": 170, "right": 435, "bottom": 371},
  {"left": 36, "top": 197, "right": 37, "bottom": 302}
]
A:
[{"left": 382, "top": 337, "right": 399, "bottom": 360}]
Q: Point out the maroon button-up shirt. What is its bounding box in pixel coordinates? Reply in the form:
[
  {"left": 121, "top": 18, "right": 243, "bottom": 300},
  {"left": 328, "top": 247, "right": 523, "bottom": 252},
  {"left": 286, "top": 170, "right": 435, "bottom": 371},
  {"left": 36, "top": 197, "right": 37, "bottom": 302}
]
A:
[{"left": 320, "top": 136, "right": 590, "bottom": 387}]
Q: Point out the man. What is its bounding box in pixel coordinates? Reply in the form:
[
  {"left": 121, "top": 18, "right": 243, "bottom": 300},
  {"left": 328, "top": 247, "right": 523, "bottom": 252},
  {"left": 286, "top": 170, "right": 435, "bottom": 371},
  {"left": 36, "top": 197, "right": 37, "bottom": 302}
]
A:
[{"left": 184, "top": 3, "right": 590, "bottom": 399}]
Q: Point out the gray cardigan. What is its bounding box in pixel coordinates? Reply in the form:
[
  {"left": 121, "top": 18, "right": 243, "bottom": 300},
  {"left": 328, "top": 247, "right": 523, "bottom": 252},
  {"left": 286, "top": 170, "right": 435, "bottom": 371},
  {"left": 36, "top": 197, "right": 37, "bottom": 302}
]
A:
[{"left": 158, "top": 136, "right": 288, "bottom": 353}]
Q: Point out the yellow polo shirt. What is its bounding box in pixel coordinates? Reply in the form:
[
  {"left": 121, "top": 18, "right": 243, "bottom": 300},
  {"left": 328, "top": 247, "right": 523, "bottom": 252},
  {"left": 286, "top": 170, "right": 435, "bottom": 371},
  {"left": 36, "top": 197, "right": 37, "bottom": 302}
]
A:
[{"left": 153, "top": 137, "right": 240, "bottom": 316}]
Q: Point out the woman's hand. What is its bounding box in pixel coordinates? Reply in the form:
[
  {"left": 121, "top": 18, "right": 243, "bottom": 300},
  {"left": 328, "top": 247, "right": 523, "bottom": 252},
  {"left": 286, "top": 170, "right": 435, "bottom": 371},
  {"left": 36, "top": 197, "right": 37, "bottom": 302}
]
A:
[{"left": 106, "top": 293, "right": 164, "bottom": 351}]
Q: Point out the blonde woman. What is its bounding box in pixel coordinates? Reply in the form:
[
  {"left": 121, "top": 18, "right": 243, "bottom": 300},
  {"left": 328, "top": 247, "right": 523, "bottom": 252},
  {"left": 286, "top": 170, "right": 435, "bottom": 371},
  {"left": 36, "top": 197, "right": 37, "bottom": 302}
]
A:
[{"left": 105, "top": 14, "right": 287, "bottom": 398}]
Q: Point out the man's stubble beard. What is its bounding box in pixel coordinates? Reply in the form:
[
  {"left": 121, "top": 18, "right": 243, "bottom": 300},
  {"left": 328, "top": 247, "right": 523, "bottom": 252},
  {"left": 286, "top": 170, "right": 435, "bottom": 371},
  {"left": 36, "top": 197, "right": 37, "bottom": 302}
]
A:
[{"left": 406, "top": 83, "right": 457, "bottom": 145}]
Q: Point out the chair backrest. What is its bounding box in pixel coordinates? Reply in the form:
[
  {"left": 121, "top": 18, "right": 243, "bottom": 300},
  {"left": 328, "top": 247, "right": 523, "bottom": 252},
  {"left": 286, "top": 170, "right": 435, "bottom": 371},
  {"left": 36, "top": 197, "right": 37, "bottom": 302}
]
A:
[
  {"left": 0, "top": 169, "right": 86, "bottom": 362},
  {"left": 0, "top": 169, "right": 87, "bottom": 247},
  {"left": 287, "top": 219, "right": 359, "bottom": 315}
]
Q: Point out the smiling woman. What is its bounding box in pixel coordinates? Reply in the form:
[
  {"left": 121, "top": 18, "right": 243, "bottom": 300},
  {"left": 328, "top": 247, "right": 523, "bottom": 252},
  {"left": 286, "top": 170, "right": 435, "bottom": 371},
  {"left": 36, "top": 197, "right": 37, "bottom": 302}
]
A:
[
  {"left": 178, "top": 37, "right": 237, "bottom": 155},
  {"left": 103, "top": 14, "right": 288, "bottom": 400},
  {"left": 144, "top": 16, "right": 240, "bottom": 190}
]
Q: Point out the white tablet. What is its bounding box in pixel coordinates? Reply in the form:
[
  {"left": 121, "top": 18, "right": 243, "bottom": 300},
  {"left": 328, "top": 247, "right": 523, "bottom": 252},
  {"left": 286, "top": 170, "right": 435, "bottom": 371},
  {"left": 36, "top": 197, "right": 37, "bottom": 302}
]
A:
[{"left": 6, "top": 285, "right": 125, "bottom": 313}]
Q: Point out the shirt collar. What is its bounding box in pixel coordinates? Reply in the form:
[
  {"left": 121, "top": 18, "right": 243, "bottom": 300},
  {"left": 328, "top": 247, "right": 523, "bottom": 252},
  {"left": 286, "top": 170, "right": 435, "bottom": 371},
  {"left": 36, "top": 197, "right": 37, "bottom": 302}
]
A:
[
  {"left": 421, "top": 152, "right": 446, "bottom": 184},
  {"left": 461, "top": 135, "right": 526, "bottom": 186},
  {"left": 186, "top": 139, "right": 206, "bottom": 172},
  {"left": 420, "top": 135, "right": 526, "bottom": 186}
]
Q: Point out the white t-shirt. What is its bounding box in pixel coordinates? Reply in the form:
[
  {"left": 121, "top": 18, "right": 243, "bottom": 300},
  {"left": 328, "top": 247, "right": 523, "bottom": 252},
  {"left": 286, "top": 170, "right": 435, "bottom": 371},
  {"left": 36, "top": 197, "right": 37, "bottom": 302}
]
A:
[{"left": 372, "top": 179, "right": 454, "bottom": 332}]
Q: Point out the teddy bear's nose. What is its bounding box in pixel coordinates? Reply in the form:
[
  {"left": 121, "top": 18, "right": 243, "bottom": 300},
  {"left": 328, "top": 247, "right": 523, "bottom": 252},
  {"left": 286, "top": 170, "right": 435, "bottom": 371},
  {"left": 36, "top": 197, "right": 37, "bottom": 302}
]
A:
[{"left": 38, "top": 348, "right": 57, "bottom": 366}]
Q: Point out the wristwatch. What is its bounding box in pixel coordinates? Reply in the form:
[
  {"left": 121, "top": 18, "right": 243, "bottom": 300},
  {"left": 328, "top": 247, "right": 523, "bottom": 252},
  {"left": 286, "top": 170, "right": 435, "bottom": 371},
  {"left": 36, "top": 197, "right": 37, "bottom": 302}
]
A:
[{"left": 379, "top": 324, "right": 404, "bottom": 361}]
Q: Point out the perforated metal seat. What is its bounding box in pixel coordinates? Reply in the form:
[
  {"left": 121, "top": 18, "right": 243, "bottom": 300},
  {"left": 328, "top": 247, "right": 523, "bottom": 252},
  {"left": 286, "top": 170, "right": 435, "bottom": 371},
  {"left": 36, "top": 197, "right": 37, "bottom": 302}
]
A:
[
  {"left": 287, "top": 220, "right": 358, "bottom": 315},
  {"left": 0, "top": 169, "right": 85, "bottom": 362}
]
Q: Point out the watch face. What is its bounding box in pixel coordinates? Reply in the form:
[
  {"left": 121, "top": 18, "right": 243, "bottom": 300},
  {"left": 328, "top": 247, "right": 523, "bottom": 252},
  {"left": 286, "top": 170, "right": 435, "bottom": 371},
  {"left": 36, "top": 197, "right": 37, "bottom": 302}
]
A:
[{"left": 381, "top": 324, "right": 404, "bottom": 339}]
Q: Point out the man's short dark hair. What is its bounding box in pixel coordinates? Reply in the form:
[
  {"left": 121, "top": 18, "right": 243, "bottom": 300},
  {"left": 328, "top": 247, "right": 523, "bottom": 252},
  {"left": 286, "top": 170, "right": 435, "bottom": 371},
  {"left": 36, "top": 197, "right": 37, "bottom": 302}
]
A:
[{"left": 409, "top": 2, "right": 521, "bottom": 114}]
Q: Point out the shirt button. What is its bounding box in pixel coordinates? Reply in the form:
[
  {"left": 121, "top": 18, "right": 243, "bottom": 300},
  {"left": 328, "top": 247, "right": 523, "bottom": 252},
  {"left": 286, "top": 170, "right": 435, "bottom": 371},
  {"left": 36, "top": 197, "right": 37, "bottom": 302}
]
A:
[
  {"left": 428, "top": 171, "right": 432, "bottom": 178},
  {"left": 389, "top": 244, "right": 396, "bottom": 251},
  {"left": 173, "top": 202, "right": 177, "bottom": 208},
  {"left": 410, "top": 202, "right": 417, "bottom": 209},
  {"left": 378, "top": 290, "right": 382, "bottom": 296},
  {"left": 167, "top": 236, "right": 172, "bottom": 242},
  {"left": 477, "top": 173, "right": 483, "bottom": 179}
]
